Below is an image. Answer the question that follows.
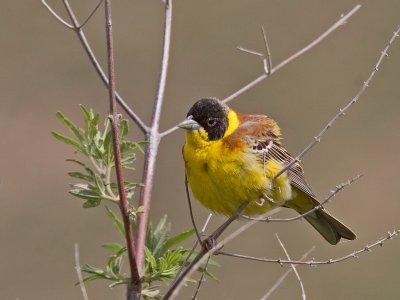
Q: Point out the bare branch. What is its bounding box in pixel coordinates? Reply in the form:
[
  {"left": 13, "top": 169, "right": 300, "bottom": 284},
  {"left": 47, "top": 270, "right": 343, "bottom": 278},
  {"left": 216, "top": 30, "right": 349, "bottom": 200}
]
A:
[
  {"left": 104, "top": 0, "right": 141, "bottom": 297},
  {"left": 192, "top": 256, "right": 211, "bottom": 300},
  {"left": 221, "top": 4, "right": 362, "bottom": 104},
  {"left": 171, "top": 214, "right": 213, "bottom": 288},
  {"left": 41, "top": 0, "right": 149, "bottom": 133},
  {"left": 273, "top": 24, "right": 400, "bottom": 181},
  {"left": 79, "top": 0, "right": 104, "bottom": 29},
  {"left": 164, "top": 204, "right": 252, "bottom": 299},
  {"left": 41, "top": 0, "right": 74, "bottom": 29},
  {"left": 237, "top": 46, "right": 264, "bottom": 57},
  {"left": 276, "top": 234, "right": 306, "bottom": 300},
  {"left": 219, "top": 229, "right": 400, "bottom": 266},
  {"left": 159, "top": 5, "right": 361, "bottom": 137},
  {"left": 74, "top": 243, "right": 89, "bottom": 300},
  {"left": 261, "top": 26, "right": 272, "bottom": 74},
  {"left": 185, "top": 176, "right": 202, "bottom": 243},
  {"left": 262, "top": 246, "right": 315, "bottom": 300},
  {"left": 242, "top": 174, "right": 362, "bottom": 222},
  {"left": 135, "top": 0, "right": 173, "bottom": 273}
]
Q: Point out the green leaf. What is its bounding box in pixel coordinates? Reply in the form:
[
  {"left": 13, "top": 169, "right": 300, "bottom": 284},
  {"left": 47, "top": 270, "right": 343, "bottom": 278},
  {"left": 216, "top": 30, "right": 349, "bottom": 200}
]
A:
[
  {"left": 160, "top": 229, "right": 195, "bottom": 256},
  {"left": 94, "top": 174, "right": 105, "bottom": 194},
  {"left": 106, "top": 207, "right": 125, "bottom": 237},
  {"left": 51, "top": 131, "right": 83, "bottom": 152},
  {"left": 119, "top": 119, "right": 129, "bottom": 139},
  {"left": 55, "top": 111, "right": 85, "bottom": 145},
  {"left": 103, "top": 130, "right": 113, "bottom": 165},
  {"left": 102, "top": 243, "right": 125, "bottom": 254},
  {"left": 68, "top": 171, "right": 95, "bottom": 182},
  {"left": 144, "top": 246, "right": 157, "bottom": 270}
]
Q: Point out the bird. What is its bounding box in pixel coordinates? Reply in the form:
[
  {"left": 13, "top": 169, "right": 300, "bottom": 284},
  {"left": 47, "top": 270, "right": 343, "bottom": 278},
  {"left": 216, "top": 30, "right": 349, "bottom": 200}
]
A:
[{"left": 178, "top": 97, "right": 356, "bottom": 245}]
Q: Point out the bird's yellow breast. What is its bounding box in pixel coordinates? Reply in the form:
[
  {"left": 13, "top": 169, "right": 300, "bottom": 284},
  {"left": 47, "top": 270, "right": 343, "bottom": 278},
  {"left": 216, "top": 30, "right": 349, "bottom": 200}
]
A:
[{"left": 183, "top": 110, "right": 292, "bottom": 216}]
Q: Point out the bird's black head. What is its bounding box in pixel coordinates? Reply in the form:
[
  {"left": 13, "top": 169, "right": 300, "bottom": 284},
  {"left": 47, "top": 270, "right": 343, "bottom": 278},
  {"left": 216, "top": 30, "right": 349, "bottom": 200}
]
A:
[{"left": 181, "top": 98, "right": 229, "bottom": 141}]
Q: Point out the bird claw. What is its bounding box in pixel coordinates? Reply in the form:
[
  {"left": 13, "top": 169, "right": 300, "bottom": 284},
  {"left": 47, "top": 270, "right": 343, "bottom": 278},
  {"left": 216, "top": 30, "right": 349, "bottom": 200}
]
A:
[{"left": 202, "top": 235, "right": 223, "bottom": 253}]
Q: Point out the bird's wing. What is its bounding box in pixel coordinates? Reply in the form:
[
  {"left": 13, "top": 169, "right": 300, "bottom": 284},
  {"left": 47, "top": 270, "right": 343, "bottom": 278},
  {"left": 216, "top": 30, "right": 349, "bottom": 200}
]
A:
[{"left": 225, "top": 113, "right": 316, "bottom": 199}]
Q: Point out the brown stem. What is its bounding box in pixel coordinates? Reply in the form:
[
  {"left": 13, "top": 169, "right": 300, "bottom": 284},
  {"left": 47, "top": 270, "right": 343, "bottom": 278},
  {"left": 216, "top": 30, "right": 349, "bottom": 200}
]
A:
[
  {"left": 104, "top": 0, "right": 141, "bottom": 298},
  {"left": 134, "top": 0, "right": 173, "bottom": 274}
]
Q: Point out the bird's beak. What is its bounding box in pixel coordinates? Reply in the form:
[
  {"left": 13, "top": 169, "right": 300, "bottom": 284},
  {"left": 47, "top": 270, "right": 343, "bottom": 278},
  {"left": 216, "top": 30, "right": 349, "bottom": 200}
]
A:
[{"left": 177, "top": 116, "right": 201, "bottom": 131}]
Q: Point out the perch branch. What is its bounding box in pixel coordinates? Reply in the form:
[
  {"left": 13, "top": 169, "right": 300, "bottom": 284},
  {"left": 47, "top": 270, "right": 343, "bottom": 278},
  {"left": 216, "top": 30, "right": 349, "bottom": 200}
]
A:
[
  {"left": 159, "top": 4, "right": 361, "bottom": 137},
  {"left": 242, "top": 174, "right": 362, "bottom": 222},
  {"left": 273, "top": 24, "right": 400, "bottom": 181},
  {"left": 219, "top": 229, "right": 400, "bottom": 266}
]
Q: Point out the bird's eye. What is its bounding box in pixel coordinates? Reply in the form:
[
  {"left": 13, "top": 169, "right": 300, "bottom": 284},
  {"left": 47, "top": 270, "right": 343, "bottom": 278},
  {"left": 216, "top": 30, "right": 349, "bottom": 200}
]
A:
[{"left": 207, "top": 118, "right": 217, "bottom": 127}]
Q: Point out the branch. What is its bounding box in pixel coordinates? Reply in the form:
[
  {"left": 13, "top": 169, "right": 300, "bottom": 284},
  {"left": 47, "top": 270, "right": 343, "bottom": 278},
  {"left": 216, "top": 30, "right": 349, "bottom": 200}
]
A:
[
  {"left": 164, "top": 203, "right": 251, "bottom": 300},
  {"left": 273, "top": 24, "right": 400, "bottom": 181},
  {"left": 74, "top": 243, "right": 89, "bottom": 300},
  {"left": 135, "top": 0, "right": 173, "bottom": 273},
  {"left": 104, "top": 1, "right": 141, "bottom": 298},
  {"left": 219, "top": 229, "right": 400, "bottom": 266},
  {"left": 276, "top": 234, "right": 306, "bottom": 300},
  {"left": 262, "top": 246, "right": 315, "bottom": 300},
  {"left": 41, "top": 0, "right": 148, "bottom": 133},
  {"left": 242, "top": 174, "right": 362, "bottom": 222},
  {"left": 159, "top": 4, "right": 361, "bottom": 137}
]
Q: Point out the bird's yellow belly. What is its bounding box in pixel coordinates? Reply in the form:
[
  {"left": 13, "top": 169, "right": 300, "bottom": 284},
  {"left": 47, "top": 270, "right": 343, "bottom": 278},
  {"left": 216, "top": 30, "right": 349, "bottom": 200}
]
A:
[{"left": 184, "top": 142, "right": 292, "bottom": 216}]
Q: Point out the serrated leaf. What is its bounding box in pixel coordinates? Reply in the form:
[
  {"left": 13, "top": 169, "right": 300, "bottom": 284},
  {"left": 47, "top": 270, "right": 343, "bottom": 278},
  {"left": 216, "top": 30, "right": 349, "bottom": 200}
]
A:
[
  {"left": 51, "top": 131, "right": 83, "bottom": 152},
  {"left": 105, "top": 207, "right": 125, "bottom": 237}
]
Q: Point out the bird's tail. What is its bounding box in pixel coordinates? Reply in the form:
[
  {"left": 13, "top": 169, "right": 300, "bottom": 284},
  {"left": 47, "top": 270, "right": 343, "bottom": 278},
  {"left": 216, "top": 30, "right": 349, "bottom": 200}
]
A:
[{"left": 286, "top": 188, "right": 356, "bottom": 245}]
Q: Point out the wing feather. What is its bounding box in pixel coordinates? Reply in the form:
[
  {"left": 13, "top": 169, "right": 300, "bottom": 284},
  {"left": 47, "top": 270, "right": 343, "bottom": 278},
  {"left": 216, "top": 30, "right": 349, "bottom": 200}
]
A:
[{"left": 225, "top": 113, "right": 316, "bottom": 199}]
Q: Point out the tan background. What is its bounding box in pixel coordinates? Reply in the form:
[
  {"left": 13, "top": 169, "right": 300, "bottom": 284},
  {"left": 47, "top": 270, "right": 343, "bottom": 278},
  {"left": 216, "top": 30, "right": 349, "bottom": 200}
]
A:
[{"left": 1, "top": 0, "right": 400, "bottom": 299}]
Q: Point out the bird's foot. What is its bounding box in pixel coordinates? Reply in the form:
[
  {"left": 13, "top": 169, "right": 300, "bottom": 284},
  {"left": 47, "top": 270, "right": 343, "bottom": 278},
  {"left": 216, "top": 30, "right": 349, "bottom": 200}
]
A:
[{"left": 202, "top": 235, "right": 223, "bottom": 253}]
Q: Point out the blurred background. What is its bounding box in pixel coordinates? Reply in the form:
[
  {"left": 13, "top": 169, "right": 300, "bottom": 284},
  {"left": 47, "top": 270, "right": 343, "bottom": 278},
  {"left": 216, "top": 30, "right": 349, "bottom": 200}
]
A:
[{"left": 1, "top": 0, "right": 400, "bottom": 299}]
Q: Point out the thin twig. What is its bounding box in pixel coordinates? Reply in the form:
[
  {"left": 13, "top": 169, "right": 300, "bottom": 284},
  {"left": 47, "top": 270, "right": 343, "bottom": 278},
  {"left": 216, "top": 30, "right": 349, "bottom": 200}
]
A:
[
  {"left": 41, "top": 0, "right": 73, "bottom": 28},
  {"left": 42, "top": 0, "right": 148, "bottom": 133},
  {"left": 242, "top": 174, "right": 362, "bottom": 222},
  {"left": 104, "top": 1, "right": 141, "bottom": 298},
  {"left": 261, "top": 26, "right": 272, "bottom": 74},
  {"left": 222, "top": 4, "right": 361, "bottom": 104},
  {"left": 219, "top": 229, "right": 400, "bottom": 266},
  {"left": 261, "top": 246, "right": 315, "bottom": 300},
  {"left": 171, "top": 214, "right": 213, "bottom": 287},
  {"left": 192, "top": 256, "right": 211, "bottom": 300},
  {"left": 74, "top": 243, "right": 89, "bottom": 300},
  {"left": 185, "top": 176, "right": 202, "bottom": 243},
  {"left": 79, "top": 0, "right": 104, "bottom": 29},
  {"left": 276, "top": 234, "right": 306, "bottom": 300},
  {"left": 237, "top": 46, "right": 264, "bottom": 57},
  {"left": 135, "top": 0, "right": 173, "bottom": 274},
  {"left": 159, "top": 5, "right": 361, "bottom": 137},
  {"left": 164, "top": 204, "right": 252, "bottom": 299},
  {"left": 273, "top": 24, "right": 400, "bottom": 181}
]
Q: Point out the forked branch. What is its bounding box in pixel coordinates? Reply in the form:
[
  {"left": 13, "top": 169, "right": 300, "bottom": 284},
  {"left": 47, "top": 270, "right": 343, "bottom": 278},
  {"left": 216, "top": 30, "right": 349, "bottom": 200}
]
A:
[
  {"left": 160, "top": 4, "right": 361, "bottom": 137},
  {"left": 273, "top": 25, "right": 400, "bottom": 181}
]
